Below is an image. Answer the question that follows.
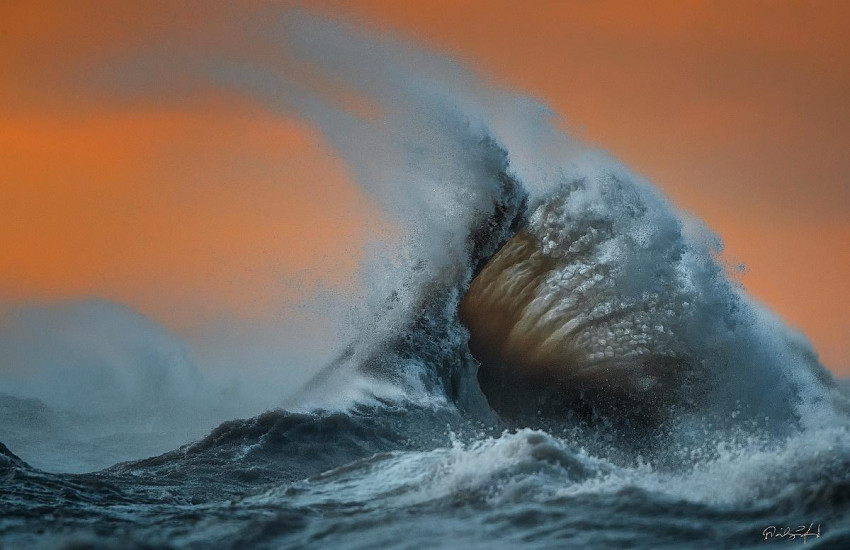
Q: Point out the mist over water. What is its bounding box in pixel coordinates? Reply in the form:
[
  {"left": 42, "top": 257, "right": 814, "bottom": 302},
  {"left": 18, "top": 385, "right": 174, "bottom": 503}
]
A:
[{"left": 2, "top": 10, "right": 848, "bottom": 549}]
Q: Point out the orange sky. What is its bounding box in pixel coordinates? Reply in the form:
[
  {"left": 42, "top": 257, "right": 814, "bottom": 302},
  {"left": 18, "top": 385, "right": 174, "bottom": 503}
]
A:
[{"left": 1, "top": 1, "right": 848, "bottom": 374}]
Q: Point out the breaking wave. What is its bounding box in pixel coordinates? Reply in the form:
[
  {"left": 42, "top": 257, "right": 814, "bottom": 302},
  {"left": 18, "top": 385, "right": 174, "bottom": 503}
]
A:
[{"left": 2, "top": 11, "right": 848, "bottom": 549}]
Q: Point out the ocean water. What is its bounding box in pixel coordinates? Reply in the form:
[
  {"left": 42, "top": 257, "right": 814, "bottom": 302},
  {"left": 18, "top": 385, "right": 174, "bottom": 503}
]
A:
[
  {"left": 3, "top": 160, "right": 848, "bottom": 547},
  {"left": 2, "top": 13, "right": 849, "bottom": 549},
  {"left": 2, "top": 402, "right": 849, "bottom": 548}
]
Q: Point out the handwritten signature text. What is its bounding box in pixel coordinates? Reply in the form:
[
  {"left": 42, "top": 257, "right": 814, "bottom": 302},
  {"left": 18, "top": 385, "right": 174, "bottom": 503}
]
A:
[{"left": 762, "top": 523, "right": 821, "bottom": 543}]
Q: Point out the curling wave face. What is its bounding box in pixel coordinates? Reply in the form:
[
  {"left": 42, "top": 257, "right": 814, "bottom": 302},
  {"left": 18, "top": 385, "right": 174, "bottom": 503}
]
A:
[{"left": 460, "top": 173, "right": 836, "bottom": 429}]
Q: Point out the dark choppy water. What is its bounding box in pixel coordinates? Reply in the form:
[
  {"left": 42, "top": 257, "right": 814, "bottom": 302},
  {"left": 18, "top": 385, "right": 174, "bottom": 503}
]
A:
[{"left": 3, "top": 400, "right": 850, "bottom": 549}]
